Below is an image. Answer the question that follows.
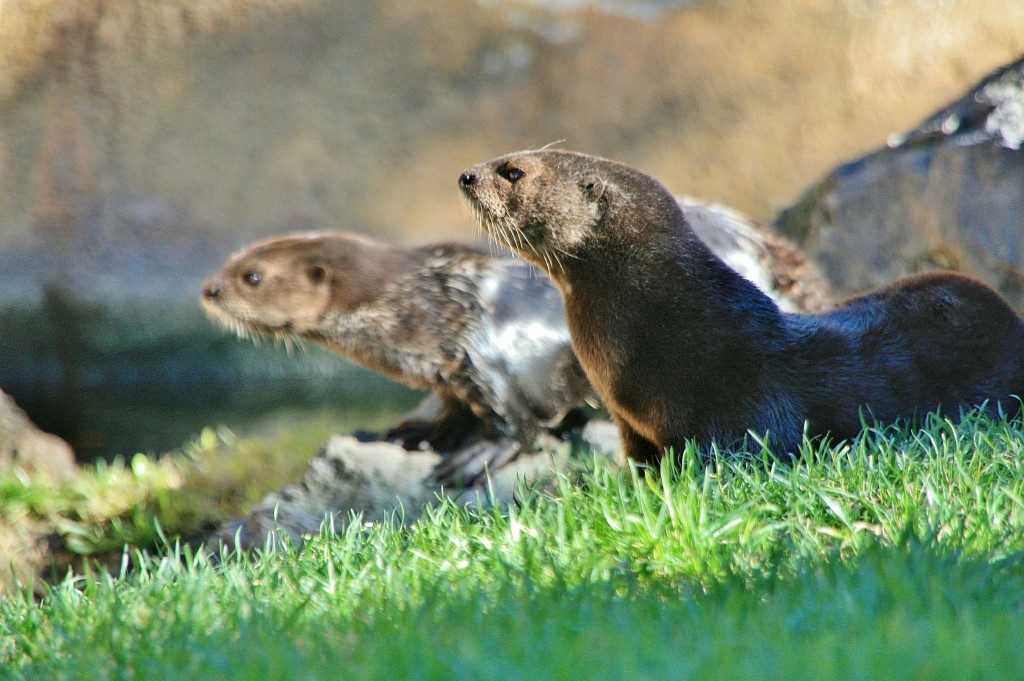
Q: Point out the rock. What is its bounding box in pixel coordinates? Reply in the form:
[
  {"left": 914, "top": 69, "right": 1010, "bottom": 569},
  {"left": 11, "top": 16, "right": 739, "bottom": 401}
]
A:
[
  {"left": 0, "top": 389, "right": 76, "bottom": 480},
  {"left": 0, "top": 514, "right": 47, "bottom": 596},
  {"left": 776, "top": 56, "right": 1024, "bottom": 306},
  {"left": 214, "top": 422, "right": 622, "bottom": 550}
]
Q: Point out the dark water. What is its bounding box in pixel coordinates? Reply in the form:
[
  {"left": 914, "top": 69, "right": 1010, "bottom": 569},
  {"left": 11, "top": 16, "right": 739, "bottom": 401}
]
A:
[
  {"left": 6, "top": 373, "right": 423, "bottom": 463},
  {"left": 0, "top": 301, "right": 424, "bottom": 462}
]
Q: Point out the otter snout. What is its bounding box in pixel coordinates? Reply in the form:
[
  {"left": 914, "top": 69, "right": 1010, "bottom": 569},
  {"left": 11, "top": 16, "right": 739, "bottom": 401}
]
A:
[
  {"left": 201, "top": 271, "right": 226, "bottom": 301},
  {"left": 458, "top": 171, "right": 476, "bottom": 188}
]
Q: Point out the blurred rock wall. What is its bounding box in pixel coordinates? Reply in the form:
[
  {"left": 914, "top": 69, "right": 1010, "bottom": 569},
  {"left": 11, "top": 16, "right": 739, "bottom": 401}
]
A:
[{"left": 3, "top": 0, "right": 1024, "bottom": 307}]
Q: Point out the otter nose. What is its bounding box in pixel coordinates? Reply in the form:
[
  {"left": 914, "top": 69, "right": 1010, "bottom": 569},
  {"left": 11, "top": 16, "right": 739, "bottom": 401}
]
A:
[
  {"left": 458, "top": 171, "right": 476, "bottom": 188},
  {"left": 203, "top": 284, "right": 221, "bottom": 300}
]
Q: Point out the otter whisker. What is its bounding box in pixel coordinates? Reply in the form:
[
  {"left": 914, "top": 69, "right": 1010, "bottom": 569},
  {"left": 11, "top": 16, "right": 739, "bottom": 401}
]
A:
[
  {"left": 550, "top": 251, "right": 566, "bottom": 277},
  {"left": 495, "top": 219, "right": 517, "bottom": 254},
  {"left": 507, "top": 221, "right": 529, "bottom": 253},
  {"left": 480, "top": 217, "right": 498, "bottom": 257},
  {"left": 553, "top": 245, "right": 580, "bottom": 261},
  {"left": 495, "top": 214, "right": 516, "bottom": 246},
  {"left": 507, "top": 218, "right": 554, "bottom": 274},
  {"left": 502, "top": 230, "right": 518, "bottom": 254},
  {"left": 487, "top": 217, "right": 503, "bottom": 247},
  {"left": 460, "top": 195, "right": 499, "bottom": 257},
  {"left": 504, "top": 217, "right": 531, "bottom": 253},
  {"left": 471, "top": 205, "right": 486, "bottom": 242}
]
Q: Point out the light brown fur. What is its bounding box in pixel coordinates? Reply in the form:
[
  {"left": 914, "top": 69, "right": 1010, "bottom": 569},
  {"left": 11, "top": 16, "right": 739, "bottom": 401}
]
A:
[{"left": 202, "top": 232, "right": 594, "bottom": 484}]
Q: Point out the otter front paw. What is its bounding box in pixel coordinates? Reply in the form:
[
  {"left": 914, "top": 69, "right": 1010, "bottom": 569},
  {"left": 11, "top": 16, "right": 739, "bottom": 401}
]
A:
[{"left": 429, "top": 440, "right": 521, "bottom": 488}]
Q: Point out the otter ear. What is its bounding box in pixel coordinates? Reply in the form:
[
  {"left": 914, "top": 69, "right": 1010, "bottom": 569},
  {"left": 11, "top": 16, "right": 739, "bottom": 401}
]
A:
[
  {"left": 580, "top": 177, "right": 614, "bottom": 216},
  {"left": 307, "top": 265, "right": 328, "bottom": 285},
  {"left": 582, "top": 177, "right": 618, "bottom": 200}
]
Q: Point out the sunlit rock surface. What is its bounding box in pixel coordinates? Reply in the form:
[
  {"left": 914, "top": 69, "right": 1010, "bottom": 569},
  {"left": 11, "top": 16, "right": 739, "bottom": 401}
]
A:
[
  {"left": 776, "top": 56, "right": 1024, "bottom": 308},
  {"left": 0, "top": 389, "right": 76, "bottom": 480}
]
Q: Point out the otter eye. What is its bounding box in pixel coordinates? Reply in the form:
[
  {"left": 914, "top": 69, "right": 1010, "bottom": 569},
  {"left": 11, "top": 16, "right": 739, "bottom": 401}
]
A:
[
  {"left": 307, "top": 265, "right": 327, "bottom": 284},
  {"left": 243, "top": 271, "right": 262, "bottom": 287},
  {"left": 499, "top": 165, "right": 525, "bottom": 183}
]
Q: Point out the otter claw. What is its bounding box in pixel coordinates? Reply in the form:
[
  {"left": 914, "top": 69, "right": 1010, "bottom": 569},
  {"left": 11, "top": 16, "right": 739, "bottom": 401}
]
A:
[{"left": 429, "top": 440, "right": 521, "bottom": 488}]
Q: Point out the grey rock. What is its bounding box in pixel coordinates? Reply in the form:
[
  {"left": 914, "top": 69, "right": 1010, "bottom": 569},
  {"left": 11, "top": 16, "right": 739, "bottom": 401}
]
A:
[
  {"left": 890, "top": 58, "right": 1024, "bottom": 152},
  {"left": 215, "top": 422, "right": 622, "bottom": 550},
  {"left": 776, "top": 56, "right": 1024, "bottom": 306}
]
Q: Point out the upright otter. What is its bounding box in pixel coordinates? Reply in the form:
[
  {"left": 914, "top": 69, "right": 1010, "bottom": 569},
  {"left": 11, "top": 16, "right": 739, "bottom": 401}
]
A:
[
  {"left": 458, "top": 149, "right": 1024, "bottom": 464},
  {"left": 201, "top": 211, "right": 829, "bottom": 483}
]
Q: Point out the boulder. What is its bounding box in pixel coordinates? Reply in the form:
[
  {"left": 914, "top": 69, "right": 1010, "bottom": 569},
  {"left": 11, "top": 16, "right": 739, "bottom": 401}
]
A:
[
  {"left": 215, "top": 420, "right": 622, "bottom": 550},
  {"left": 776, "top": 56, "right": 1024, "bottom": 306}
]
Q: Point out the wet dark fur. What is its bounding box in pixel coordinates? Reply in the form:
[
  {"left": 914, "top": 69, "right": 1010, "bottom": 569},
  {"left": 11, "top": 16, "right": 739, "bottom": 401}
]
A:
[{"left": 458, "top": 149, "right": 1024, "bottom": 464}]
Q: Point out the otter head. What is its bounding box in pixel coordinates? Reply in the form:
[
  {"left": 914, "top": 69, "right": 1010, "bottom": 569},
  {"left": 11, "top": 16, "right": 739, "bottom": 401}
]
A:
[
  {"left": 201, "top": 232, "right": 395, "bottom": 340},
  {"left": 457, "top": 150, "right": 626, "bottom": 279}
]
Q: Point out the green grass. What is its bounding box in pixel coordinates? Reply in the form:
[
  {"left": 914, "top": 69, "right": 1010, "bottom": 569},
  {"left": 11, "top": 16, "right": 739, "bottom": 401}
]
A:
[
  {"left": 3, "top": 411, "right": 1024, "bottom": 679},
  {"left": 20, "top": 407, "right": 406, "bottom": 545},
  {"left": 0, "top": 407, "right": 405, "bottom": 593}
]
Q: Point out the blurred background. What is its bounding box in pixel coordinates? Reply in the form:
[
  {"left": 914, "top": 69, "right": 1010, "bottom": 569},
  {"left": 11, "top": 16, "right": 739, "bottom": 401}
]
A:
[{"left": 2, "top": 0, "right": 1023, "bottom": 460}]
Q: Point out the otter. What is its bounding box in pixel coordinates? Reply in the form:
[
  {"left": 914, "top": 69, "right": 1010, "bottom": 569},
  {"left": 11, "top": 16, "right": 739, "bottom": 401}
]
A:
[
  {"left": 457, "top": 149, "right": 1024, "bottom": 465},
  {"left": 202, "top": 234, "right": 593, "bottom": 483}
]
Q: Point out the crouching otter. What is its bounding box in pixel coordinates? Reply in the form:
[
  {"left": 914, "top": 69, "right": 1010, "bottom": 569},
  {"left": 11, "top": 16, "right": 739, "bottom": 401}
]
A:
[{"left": 202, "top": 234, "right": 592, "bottom": 483}]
